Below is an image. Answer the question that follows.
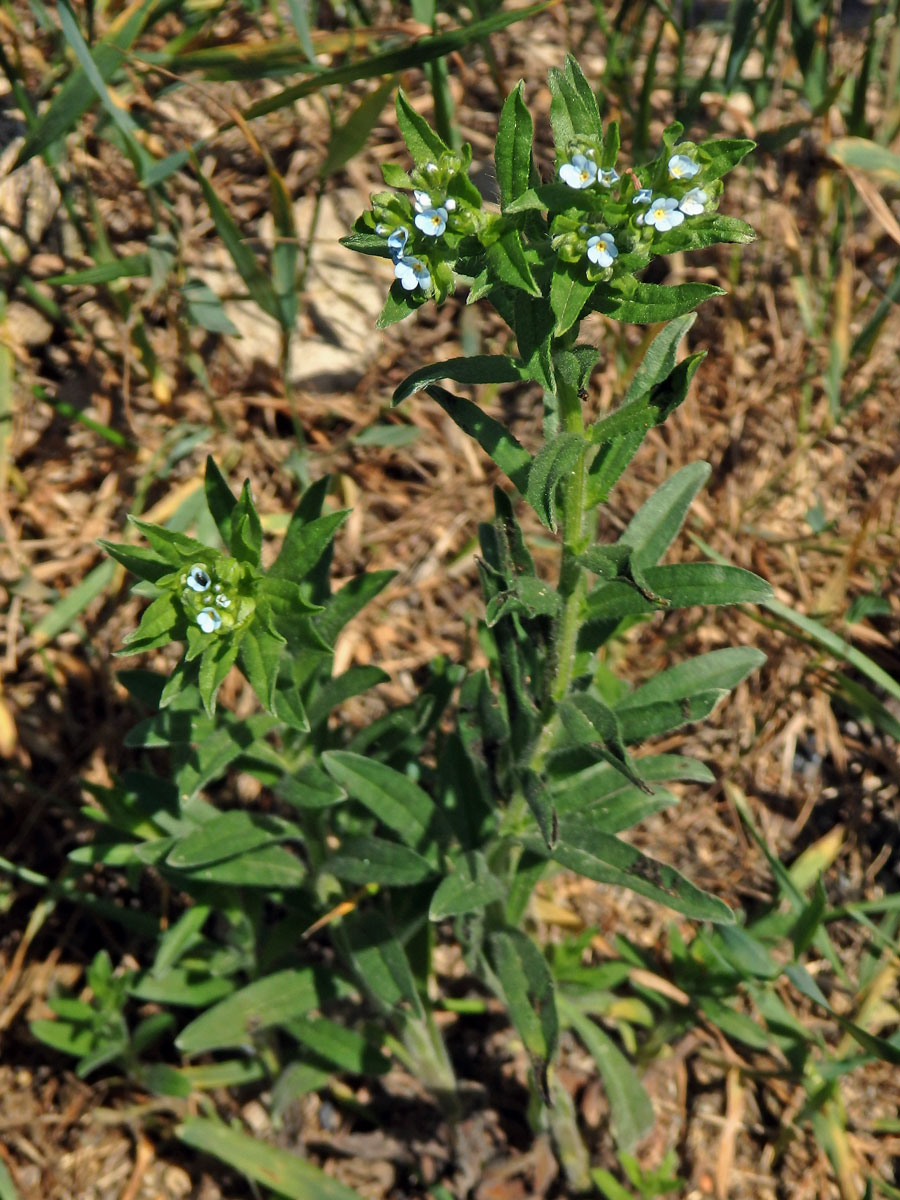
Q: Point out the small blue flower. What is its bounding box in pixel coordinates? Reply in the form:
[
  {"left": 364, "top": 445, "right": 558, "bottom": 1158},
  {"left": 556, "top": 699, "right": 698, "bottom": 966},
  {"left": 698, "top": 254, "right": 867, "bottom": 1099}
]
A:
[
  {"left": 598, "top": 167, "right": 620, "bottom": 187},
  {"left": 668, "top": 153, "right": 700, "bottom": 180},
  {"left": 632, "top": 187, "right": 652, "bottom": 205},
  {"left": 558, "top": 154, "right": 598, "bottom": 189},
  {"left": 197, "top": 607, "right": 222, "bottom": 633},
  {"left": 412, "top": 189, "right": 433, "bottom": 213},
  {"left": 394, "top": 254, "right": 431, "bottom": 291},
  {"left": 643, "top": 196, "right": 685, "bottom": 232},
  {"left": 387, "top": 227, "right": 409, "bottom": 259},
  {"left": 678, "top": 186, "right": 709, "bottom": 216},
  {"left": 414, "top": 206, "right": 448, "bottom": 237},
  {"left": 586, "top": 232, "right": 618, "bottom": 268},
  {"left": 186, "top": 564, "right": 211, "bottom": 593}
]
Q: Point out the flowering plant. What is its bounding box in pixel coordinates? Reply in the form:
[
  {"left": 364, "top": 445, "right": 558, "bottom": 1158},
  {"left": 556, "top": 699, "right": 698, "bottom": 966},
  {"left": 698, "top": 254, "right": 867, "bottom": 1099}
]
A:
[{"left": 70, "top": 56, "right": 775, "bottom": 1190}]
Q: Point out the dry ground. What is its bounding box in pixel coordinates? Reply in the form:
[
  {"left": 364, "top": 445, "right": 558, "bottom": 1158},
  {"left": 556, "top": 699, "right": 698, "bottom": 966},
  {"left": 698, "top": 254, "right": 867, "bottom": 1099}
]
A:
[{"left": 1, "top": 3, "right": 899, "bottom": 1198}]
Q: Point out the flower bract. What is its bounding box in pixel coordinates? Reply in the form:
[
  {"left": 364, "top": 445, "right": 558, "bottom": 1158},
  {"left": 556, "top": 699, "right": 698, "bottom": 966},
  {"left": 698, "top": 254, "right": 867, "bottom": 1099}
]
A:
[
  {"left": 559, "top": 154, "right": 598, "bottom": 189},
  {"left": 394, "top": 255, "right": 431, "bottom": 291},
  {"left": 644, "top": 196, "right": 685, "bottom": 231},
  {"left": 668, "top": 153, "right": 700, "bottom": 180},
  {"left": 414, "top": 206, "right": 448, "bottom": 237},
  {"left": 678, "top": 187, "right": 709, "bottom": 216},
  {"left": 586, "top": 232, "right": 618, "bottom": 268}
]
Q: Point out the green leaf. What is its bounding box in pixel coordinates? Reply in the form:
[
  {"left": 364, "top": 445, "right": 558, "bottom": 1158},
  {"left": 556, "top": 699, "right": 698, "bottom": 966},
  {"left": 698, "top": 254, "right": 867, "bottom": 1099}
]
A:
[
  {"left": 321, "top": 751, "right": 444, "bottom": 856},
  {"left": 377, "top": 280, "right": 427, "bottom": 328},
  {"left": 587, "top": 353, "right": 706, "bottom": 447},
  {"left": 284, "top": 1016, "right": 390, "bottom": 1075},
  {"left": 270, "top": 509, "right": 347, "bottom": 582},
  {"left": 197, "top": 636, "right": 239, "bottom": 713},
  {"left": 327, "top": 835, "right": 436, "bottom": 885},
  {"left": 176, "top": 968, "right": 338, "bottom": 1053},
  {"left": 229, "top": 481, "right": 263, "bottom": 565},
  {"left": 203, "top": 457, "right": 238, "bottom": 549},
  {"left": 550, "top": 261, "right": 595, "bottom": 337},
  {"left": 560, "top": 997, "right": 653, "bottom": 1151},
  {"left": 623, "top": 313, "right": 697, "bottom": 405},
  {"left": 128, "top": 518, "right": 210, "bottom": 565},
  {"left": 320, "top": 76, "right": 396, "bottom": 179},
  {"left": 553, "top": 819, "right": 734, "bottom": 922},
  {"left": 277, "top": 763, "right": 346, "bottom": 810},
  {"left": 395, "top": 87, "right": 450, "bottom": 164},
  {"left": 558, "top": 692, "right": 650, "bottom": 794},
  {"left": 121, "top": 593, "right": 179, "bottom": 653},
  {"left": 697, "top": 136, "right": 756, "bottom": 179},
  {"left": 393, "top": 355, "right": 523, "bottom": 406},
  {"left": 47, "top": 254, "right": 151, "bottom": 286},
  {"left": 615, "top": 689, "right": 728, "bottom": 742},
  {"left": 495, "top": 81, "right": 537, "bottom": 209},
  {"left": 194, "top": 164, "right": 283, "bottom": 324},
  {"left": 238, "top": 626, "right": 286, "bottom": 712},
  {"left": 620, "top": 461, "right": 711, "bottom": 569},
  {"left": 486, "top": 229, "right": 541, "bottom": 296},
  {"left": 648, "top": 214, "right": 757, "bottom": 255},
  {"left": 488, "top": 929, "right": 557, "bottom": 1099},
  {"left": 166, "top": 811, "right": 304, "bottom": 868},
  {"left": 315, "top": 570, "right": 396, "bottom": 646},
  {"left": 592, "top": 281, "right": 725, "bottom": 324},
  {"left": 169, "top": 844, "right": 307, "bottom": 888},
  {"left": 243, "top": 1, "right": 553, "bottom": 121},
  {"left": 485, "top": 576, "right": 559, "bottom": 626},
  {"left": 525, "top": 432, "right": 583, "bottom": 531},
  {"left": 178, "top": 1117, "right": 363, "bottom": 1200},
  {"left": 14, "top": 0, "right": 158, "bottom": 169},
  {"left": 522, "top": 769, "right": 557, "bottom": 849},
  {"left": 426, "top": 386, "right": 532, "bottom": 494},
  {"left": 548, "top": 53, "right": 601, "bottom": 146},
  {"left": 99, "top": 539, "right": 172, "bottom": 583},
  {"left": 428, "top": 850, "right": 505, "bottom": 919},
  {"left": 181, "top": 279, "right": 240, "bottom": 335},
  {"left": 585, "top": 563, "right": 772, "bottom": 618},
  {"left": 617, "top": 648, "right": 765, "bottom": 717},
  {"left": 336, "top": 909, "right": 423, "bottom": 1016}
]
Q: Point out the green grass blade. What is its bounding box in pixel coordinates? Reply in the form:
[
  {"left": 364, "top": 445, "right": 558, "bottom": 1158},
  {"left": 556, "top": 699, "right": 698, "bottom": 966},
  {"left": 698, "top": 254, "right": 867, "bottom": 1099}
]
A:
[
  {"left": 242, "top": 0, "right": 552, "bottom": 122},
  {"left": 31, "top": 560, "right": 116, "bottom": 647}
]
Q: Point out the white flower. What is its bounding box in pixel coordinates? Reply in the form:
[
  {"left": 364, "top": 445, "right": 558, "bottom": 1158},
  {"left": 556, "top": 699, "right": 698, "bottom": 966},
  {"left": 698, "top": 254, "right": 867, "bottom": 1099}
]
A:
[
  {"left": 586, "top": 232, "right": 618, "bottom": 268},
  {"left": 185, "top": 564, "right": 211, "bottom": 593},
  {"left": 598, "top": 167, "right": 620, "bottom": 186},
  {"left": 394, "top": 254, "right": 431, "bottom": 291},
  {"left": 678, "top": 186, "right": 709, "bottom": 216},
  {"left": 412, "top": 189, "right": 432, "bottom": 212},
  {"left": 414, "top": 206, "right": 448, "bottom": 237},
  {"left": 668, "top": 153, "right": 700, "bottom": 180},
  {"left": 644, "top": 196, "right": 685, "bottom": 232},
  {"left": 387, "top": 227, "right": 409, "bottom": 259},
  {"left": 197, "top": 608, "right": 222, "bottom": 633},
  {"left": 444, "top": 197, "right": 457, "bottom": 211},
  {"left": 632, "top": 187, "right": 652, "bottom": 205},
  {"left": 558, "top": 154, "right": 598, "bottom": 189},
  {"left": 215, "top": 591, "right": 231, "bottom": 609}
]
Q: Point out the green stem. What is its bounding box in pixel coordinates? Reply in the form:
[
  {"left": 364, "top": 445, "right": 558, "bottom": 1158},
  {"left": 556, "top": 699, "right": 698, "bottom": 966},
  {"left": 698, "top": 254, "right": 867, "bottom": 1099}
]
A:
[{"left": 547, "top": 368, "right": 589, "bottom": 708}]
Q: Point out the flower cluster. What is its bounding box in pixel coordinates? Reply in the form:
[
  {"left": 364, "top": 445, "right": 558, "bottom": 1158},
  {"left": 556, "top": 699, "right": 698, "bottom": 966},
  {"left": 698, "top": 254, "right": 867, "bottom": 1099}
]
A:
[
  {"left": 170, "top": 557, "right": 255, "bottom": 635},
  {"left": 631, "top": 153, "right": 711, "bottom": 231}
]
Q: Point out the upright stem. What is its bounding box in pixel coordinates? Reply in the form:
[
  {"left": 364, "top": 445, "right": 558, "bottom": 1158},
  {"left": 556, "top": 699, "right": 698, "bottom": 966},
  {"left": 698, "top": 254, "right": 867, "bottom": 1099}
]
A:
[{"left": 548, "top": 368, "right": 589, "bottom": 706}]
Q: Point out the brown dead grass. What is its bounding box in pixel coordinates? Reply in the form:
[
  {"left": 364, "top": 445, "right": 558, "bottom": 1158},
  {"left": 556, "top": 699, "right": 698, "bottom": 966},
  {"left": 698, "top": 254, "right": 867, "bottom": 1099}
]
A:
[{"left": 1, "top": 2, "right": 900, "bottom": 1198}]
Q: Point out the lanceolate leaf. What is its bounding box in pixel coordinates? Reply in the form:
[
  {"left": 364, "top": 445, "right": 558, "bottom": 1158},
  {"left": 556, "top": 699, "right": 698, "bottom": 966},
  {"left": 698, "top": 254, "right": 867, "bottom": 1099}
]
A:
[
  {"left": 550, "top": 261, "right": 595, "bottom": 337},
  {"left": 321, "top": 751, "right": 446, "bottom": 856},
  {"left": 585, "top": 562, "right": 773, "bottom": 618},
  {"left": 429, "top": 850, "right": 506, "bottom": 919},
  {"left": 495, "top": 82, "right": 538, "bottom": 209},
  {"left": 204, "top": 457, "right": 238, "bottom": 549},
  {"left": 592, "top": 281, "right": 725, "bottom": 324},
  {"left": 393, "top": 356, "right": 523, "bottom": 406},
  {"left": 487, "top": 229, "right": 541, "bottom": 296},
  {"left": 395, "top": 87, "right": 451, "bottom": 164},
  {"left": 488, "top": 929, "right": 558, "bottom": 1099},
  {"left": 622, "top": 313, "right": 697, "bottom": 405},
  {"left": 166, "top": 811, "right": 304, "bottom": 868},
  {"left": 327, "top": 836, "right": 436, "bottom": 885},
  {"left": 620, "top": 461, "right": 711, "bottom": 569},
  {"left": 553, "top": 820, "right": 734, "bottom": 922},
  {"left": 426, "top": 386, "right": 532, "bottom": 494},
  {"left": 587, "top": 354, "right": 706, "bottom": 446},
  {"left": 526, "top": 432, "right": 583, "bottom": 530}
]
